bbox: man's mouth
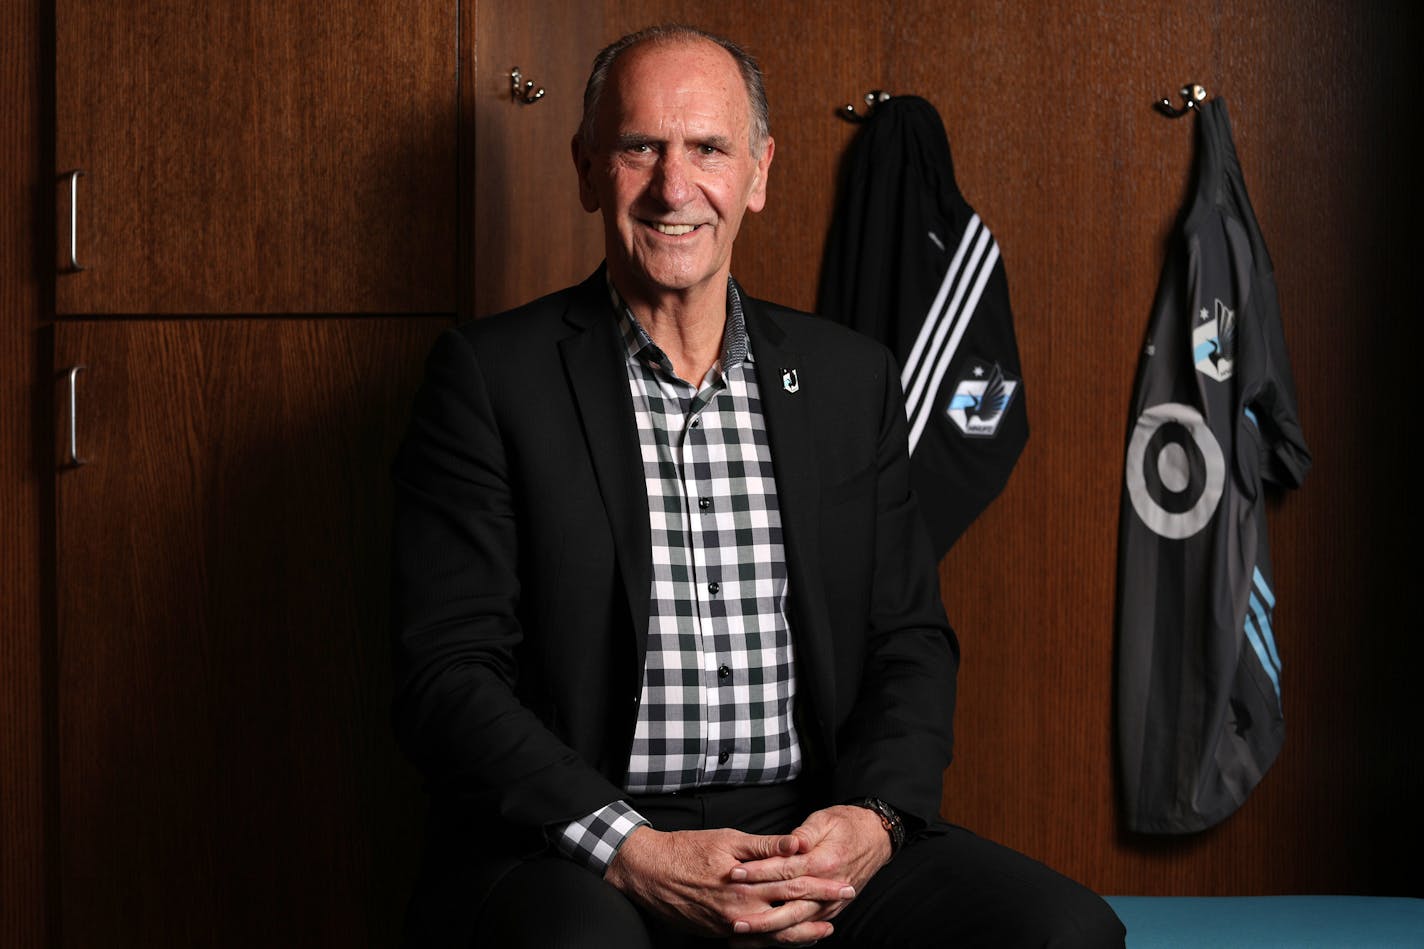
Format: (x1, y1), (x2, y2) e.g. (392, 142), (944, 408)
(651, 222), (697, 236)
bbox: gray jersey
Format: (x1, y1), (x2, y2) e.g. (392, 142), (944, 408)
(1117, 98), (1311, 834)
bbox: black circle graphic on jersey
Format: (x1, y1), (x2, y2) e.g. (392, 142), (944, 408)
(1125, 402), (1225, 540)
(1142, 422), (1207, 515)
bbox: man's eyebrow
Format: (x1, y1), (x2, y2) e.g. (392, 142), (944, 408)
(613, 133), (659, 149)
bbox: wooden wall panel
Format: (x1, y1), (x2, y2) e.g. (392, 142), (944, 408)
(2, 0), (52, 946)
(472, 0), (1423, 899)
(466, 0), (606, 318)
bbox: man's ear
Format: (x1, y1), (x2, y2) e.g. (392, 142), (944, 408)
(572, 134), (600, 213)
(746, 136), (775, 214)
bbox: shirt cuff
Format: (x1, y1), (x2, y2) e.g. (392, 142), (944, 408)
(549, 800), (650, 874)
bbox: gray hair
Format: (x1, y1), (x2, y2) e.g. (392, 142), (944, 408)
(578, 25), (770, 155)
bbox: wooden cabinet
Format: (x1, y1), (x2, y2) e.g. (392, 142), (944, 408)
(54, 318), (447, 947)
(55, 0), (457, 314)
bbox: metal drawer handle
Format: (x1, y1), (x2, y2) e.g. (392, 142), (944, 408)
(66, 170), (85, 272)
(66, 365), (87, 466)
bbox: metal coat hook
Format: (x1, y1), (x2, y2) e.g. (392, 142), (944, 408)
(1155, 83), (1207, 118)
(839, 90), (891, 122)
(510, 67), (546, 104)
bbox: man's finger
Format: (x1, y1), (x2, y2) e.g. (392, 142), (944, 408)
(731, 898), (825, 935)
(730, 853), (811, 883)
(788, 813), (837, 849)
(729, 831), (801, 862)
(730, 918), (835, 947)
(736, 877), (855, 904)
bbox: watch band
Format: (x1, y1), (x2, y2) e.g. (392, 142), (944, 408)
(849, 796), (907, 854)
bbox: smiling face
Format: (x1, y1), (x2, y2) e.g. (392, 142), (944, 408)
(573, 38), (774, 306)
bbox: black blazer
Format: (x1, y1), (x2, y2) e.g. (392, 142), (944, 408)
(391, 269), (957, 941)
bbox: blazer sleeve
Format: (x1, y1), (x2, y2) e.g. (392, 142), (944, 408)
(828, 344), (960, 829)
(390, 327), (626, 833)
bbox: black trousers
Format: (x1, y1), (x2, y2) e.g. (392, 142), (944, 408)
(472, 783), (1125, 948)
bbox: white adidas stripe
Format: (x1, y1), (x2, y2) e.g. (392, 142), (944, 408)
(904, 225), (992, 419)
(901, 214), (982, 394)
(907, 236), (1000, 453)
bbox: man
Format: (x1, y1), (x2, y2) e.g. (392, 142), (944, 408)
(393, 24), (1123, 948)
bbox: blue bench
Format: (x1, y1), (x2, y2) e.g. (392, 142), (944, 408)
(1103, 896), (1424, 948)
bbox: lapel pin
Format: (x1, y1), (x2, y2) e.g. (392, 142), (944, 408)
(781, 368), (799, 393)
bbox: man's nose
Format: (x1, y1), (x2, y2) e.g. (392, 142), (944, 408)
(650, 150), (693, 207)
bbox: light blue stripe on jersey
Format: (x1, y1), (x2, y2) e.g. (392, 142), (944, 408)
(1249, 592), (1283, 675)
(1253, 566), (1276, 607)
(1193, 341), (1215, 364)
(1245, 567), (1282, 700)
(1250, 568), (1283, 672)
(1244, 406), (1259, 427)
(1244, 612), (1282, 699)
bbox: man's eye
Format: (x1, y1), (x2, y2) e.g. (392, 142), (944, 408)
(698, 144), (719, 156)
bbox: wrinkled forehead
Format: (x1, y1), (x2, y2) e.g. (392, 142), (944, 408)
(601, 38), (753, 134)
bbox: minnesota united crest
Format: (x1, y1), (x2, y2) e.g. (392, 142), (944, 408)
(946, 360), (1019, 437)
(1193, 298), (1236, 382)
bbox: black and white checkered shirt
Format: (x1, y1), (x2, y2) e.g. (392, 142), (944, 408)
(551, 278), (802, 873)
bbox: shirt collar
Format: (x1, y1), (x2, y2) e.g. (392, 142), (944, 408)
(608, 275), (754, 383)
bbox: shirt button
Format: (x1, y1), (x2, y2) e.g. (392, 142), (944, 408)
(698, 497), (711, 511)
(718, 749), (731, 764)
(718, 664), (731, 680)
(708, 581), (720, 594)
(691, 417), (701, 428)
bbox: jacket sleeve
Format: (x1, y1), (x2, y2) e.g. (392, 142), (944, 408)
(828, 345), (960, 829)
(390, 327), (626, 833)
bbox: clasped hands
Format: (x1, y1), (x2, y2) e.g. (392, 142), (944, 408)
(604, 805), (892, 947)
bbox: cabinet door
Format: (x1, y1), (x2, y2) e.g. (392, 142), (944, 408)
(54, 318), (446, 948)
(56, 1), (456, 314)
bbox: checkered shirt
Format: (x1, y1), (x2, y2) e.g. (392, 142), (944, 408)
(551, 277), (802, 873)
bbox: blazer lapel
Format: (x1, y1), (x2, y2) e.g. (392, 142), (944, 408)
(746, 299), (837, 757)
(557, 273), (653, 673)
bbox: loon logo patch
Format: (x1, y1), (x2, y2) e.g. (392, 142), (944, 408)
(1193, 298), (1236, 382)
(945, 360), (1019, 438)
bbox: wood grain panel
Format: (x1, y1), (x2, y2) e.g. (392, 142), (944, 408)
(55, 1), (457, 314)
(54, 318), (447, 947)
(467, 0), (606, 317)
(2, 0), (51, 946)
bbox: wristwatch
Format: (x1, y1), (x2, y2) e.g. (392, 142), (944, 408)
(849, 797), (907, 854)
